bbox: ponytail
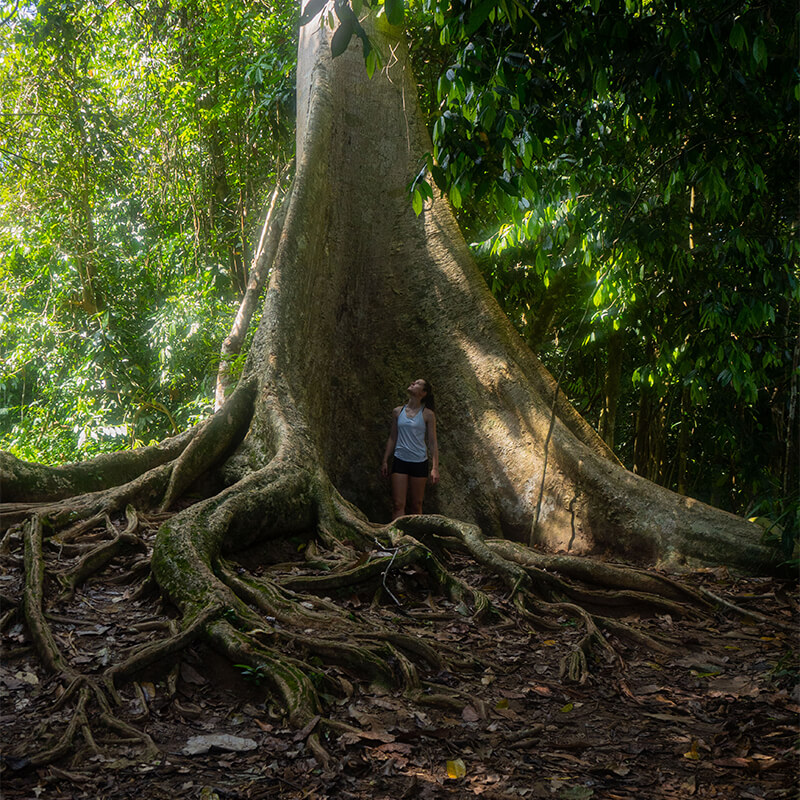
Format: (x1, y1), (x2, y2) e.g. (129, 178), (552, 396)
(422, 380), (435, 412)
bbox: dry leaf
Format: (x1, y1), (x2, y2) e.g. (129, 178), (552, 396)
(683, 740), (700, 760)
(446, 758), (466, 779)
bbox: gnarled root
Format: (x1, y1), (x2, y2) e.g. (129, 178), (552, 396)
(4, 413), (782, 770)
(14, 513), (161, 769)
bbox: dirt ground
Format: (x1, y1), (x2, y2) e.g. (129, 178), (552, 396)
(1, 516), (797, 800)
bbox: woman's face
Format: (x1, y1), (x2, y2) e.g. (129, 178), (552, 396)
(407, 379), (428, 399)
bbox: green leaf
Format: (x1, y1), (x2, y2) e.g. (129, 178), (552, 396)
(384, 0), (404, 26)
(331, 16), (355, 57)
(752, 36), (767, 68)
(449, 183), (462, 208)
(496, 177), (518, 196)
(300, 0), (328, 24)
(594, 68), (608, 98)
(412, 187), (423, 216)
(729, 22), (747, 51)
(365, 44), (379, 78)
(465, 0), (495, 36)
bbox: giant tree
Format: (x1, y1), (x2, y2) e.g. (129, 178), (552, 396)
(0, 5), (776, 764)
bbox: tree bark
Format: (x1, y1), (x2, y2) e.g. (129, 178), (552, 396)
(214, 184), (289, 409)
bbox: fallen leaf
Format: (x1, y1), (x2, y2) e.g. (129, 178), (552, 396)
(462, 705), (480, 722)
(446, 758), (466, 779)
(643, 712), (693, 723)
(559, 786), (594, 799)
(293, 714), (321, 741)
(712, 757), (753, 769)
(180, 663), (207, 685)
(560, 702), (574, 713)
(683, 740), (700, 760)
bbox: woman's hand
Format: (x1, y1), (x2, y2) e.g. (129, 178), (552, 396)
(429, 467), (439, 485)
(380, 461), (389, 478)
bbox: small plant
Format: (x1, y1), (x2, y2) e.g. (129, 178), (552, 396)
(235, 663), (269, 685)
(749, 494), (800, 570)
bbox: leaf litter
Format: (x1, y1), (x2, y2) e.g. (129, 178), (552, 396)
(0, 539), (797, 800)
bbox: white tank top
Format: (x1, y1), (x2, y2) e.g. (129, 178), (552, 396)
(394, 405), (427, 462)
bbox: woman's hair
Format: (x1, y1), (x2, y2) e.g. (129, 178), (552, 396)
(421, 380), (435, 412)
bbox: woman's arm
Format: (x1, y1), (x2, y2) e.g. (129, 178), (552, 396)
(380, 408), (400, 478)
(425, 408), (439, 485)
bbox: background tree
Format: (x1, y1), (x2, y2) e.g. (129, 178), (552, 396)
(0, 0), (295, 462)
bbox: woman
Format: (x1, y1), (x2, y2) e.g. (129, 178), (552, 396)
(381, 378), (439, 519)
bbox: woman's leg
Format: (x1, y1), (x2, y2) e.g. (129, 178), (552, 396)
(407, 476), (427, 515)
(391, 473), (408, 519)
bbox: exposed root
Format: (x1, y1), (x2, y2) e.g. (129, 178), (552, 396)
(58, 509), (146, 596)
(2, 462), (173, 536)
(278, 540), (431, 593)
(23, 515), (79, 678)
(4, 429), (785, 771)
(357, 630), (444, 670)
(486, 538), (712, 605)
(160, 376), (258, 511)
(550, 602), (621, 685)
(96, 712), (159, 759)
(104, 602), (223, 690)
(28, 687), (92, 768)
(0, 429), (193, 503)
(208, 617), (322, 726)
(13, 508), (169, 770)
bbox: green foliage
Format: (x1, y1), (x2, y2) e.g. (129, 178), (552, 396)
(400, 0), (799, 537)
(0, 0), (294, 463)
(235, 663), (270, 685)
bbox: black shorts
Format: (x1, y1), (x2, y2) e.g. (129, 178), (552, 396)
(391, 457), (429, 478)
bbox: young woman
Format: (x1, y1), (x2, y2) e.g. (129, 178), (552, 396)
(380, 378), (439, 519)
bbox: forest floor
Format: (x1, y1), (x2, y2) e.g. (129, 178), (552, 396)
(0, 514), (798, 800)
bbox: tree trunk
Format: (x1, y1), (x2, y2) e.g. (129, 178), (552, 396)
(598, 328), (622, 450)
(212, 14), (762, 572)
